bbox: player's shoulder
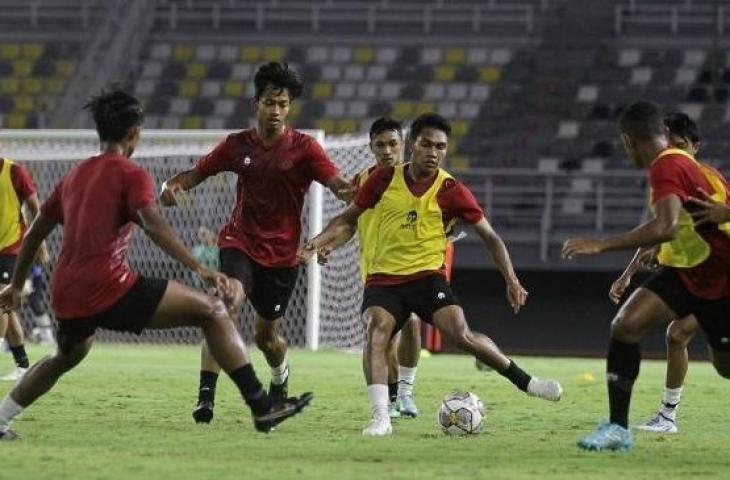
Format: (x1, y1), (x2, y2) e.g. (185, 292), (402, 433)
(438, 169), (466, 192)
(288, 128), (319, 148)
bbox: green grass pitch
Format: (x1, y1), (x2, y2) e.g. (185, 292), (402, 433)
(0, 344), (727, 479)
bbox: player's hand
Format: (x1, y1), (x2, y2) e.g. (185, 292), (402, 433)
(636, 247), (659, 271)
(316, 246), (333, 265)
(609, 275), (631, 304)
(0, 285), (22, 313)
(561, 236), (604, 259)
(160, 180), (189, 207)
(297, 241), (317, 264)
(505, 280), (528, 314)
(197, 267), (230, 296)
(688, 187), (730, 226)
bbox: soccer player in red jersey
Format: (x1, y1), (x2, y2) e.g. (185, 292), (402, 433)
(160, 62), (353, 423)
(0, 156), (49, 381)
(301, 113), (563, 436)
(0, 90), (311, 440)
(563, 101), (730, 451)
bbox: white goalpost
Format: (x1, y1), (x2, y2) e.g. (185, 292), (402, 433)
(0, 129), (372, 351)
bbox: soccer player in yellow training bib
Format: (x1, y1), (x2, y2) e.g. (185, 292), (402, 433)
(299, 113), (563, 436)
(353, 118), (422, 419)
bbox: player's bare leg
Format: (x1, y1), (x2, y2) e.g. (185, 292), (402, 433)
(432, 305), (562, 401)
(385, 332), (400, 418)
(254, 315), (289, 404)
(362, 306), (397, 436)
(637, 316), (697, 433)
(195, 279), (244, 423)
(396, 316), (421, 417)
(0, 311), (30, 381)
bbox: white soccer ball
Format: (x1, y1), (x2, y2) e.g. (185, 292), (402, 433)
(437, 391), (486, 435)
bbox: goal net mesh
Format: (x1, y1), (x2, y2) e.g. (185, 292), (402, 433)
(5, 131), (373, 349)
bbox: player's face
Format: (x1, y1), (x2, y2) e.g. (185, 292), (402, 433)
(254, 86), (291, 131)
(620, 133), (642, 169)
(411, 127), (448, 175)
(369, 130), (402, 167)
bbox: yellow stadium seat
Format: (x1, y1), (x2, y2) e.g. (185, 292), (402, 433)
(14, 96), (34, 112)
(0, 44), (20, 60)
(45, 78), (65, 94)
(448, 156), (470, 171)
(21, 78), (42, 95)
(315, 118), (336, 132)
(337, 119), (358, 134)
(13, 61), (33, 77)
(312, 82), (333, 99)
(353, 47), (374, 64)
(186, 63), (207, 79)
(173, 45), (194, 62)
(480, 66), (502, 84)
(0, 78), (20, 95)
(288, 102), (302, 119)
(20, 44), (43, 60)
(223, 81), (245, 97)
(263, 46), (284, 61)
(415, 102), (435, 115)
(435, 65), (456, 82)
(179, 80), (200, 97)
(241, 46), (261, 62)
(392, 101), (415, 118)
(182, 116), (203, 129)
(452, 120), (470, 137)
(447, 139), (459, 154)
(444, 48), (466, 65)
(6, 113), (27, 129)
(55, 61), (74, 77)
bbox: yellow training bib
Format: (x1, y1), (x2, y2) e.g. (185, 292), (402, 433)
(0, 158), (24, 251)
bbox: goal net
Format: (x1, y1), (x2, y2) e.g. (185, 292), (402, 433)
(2, 130), (373, 350)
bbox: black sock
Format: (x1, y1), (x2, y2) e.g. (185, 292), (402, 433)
(499, 360), (531, 392)
(198, 371), (219, 404)
(9, 345), (29, 369)
(606, 338), (641, 428)
(388, 382), (398, 402)
(229, 364), (271, 416)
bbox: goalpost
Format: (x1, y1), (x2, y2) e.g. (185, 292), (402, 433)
(0, 129), (373, 351)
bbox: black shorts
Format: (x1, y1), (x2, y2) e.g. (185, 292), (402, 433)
(56, 276), (168, 354)
(643, 268), (730, 351)
(219, 247), (299, 321)
(361, 274), (459, 332)
(0, 254), (16, 284)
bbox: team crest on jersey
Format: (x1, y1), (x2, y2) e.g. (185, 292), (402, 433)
(400, 210), (418, 230)
(242, 156), (252, 166)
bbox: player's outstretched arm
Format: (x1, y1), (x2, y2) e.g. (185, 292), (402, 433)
(563, 194), (682, 259)
(609, 247), (657, 304)
(136, 205), (230, 295)
(160, 169), (208, 207)
(298, 203), (362, 264)
(22, 192), (50, 264)
(0, 214), (57, 312)
(471, 217), (527, 314)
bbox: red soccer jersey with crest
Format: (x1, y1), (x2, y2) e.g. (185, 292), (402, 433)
(195, 127), (339, 267)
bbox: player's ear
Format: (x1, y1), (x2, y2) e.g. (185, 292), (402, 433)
(128, 125), (141, 142)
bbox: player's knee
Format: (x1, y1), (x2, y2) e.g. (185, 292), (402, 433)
(610, 312), (644, 341)
(367, 316), (395, 344)
(254, 327), (277, 352)
(198, 297), (229, 327)
(666, 322), (691, 348)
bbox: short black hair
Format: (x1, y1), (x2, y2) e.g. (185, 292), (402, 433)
(253, 62), (304, 100)
(84, 88), (144, 142)
(665, 112), (700, 144)
(369, 117), (403, 140)
(409, 113), (451, 141)
(618, 101), (665, 142)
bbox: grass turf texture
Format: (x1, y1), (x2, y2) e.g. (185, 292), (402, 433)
(0, 344), (728, 480)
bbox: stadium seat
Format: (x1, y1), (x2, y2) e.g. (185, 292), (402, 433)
(365, 65), (387, 81)
(357, 83), (378, 99)
(458, 103), (480, 119)
(435, 65), (456, 82)
(374, 47), (398, 64)
(325, 101), (346, 118)
(630, 67), (652, 85)
(201, 80), (222, 98)
(424, 84), (445, 100)
(173, 45), (194, 62)
(334, 83), (356, 99)
(13, 61), (32, 77)
(186, 63), (207, 79)
(444, 48), (466, 65)
(343, 65), (365, 82)
(420, 48), (442, 65)
(674, 67), (697, 85)
(263, 46), (285, 61)
(21, 44), (43, 60)
(143, 61), (163, 78)
(446, 83), (468, 100)
(331, 47), (352, 63)
(490, 48), (513, 66)
(0, 43), (20, 60)
(241, 46), (261, 62)
(347, 101), (368, 117)
(480, 66), (501, 83)
(170, 98), (191, 115)
(178, 80), (200, 97)
(204, 117), (226, 129)
(14, 95), (34, 112)
(150, 44), (172, 60)
(214, 99), (236, 116)
(182, 116), (203, 129)
(321, 65), (342, 82)
(0, 78), (19, 95)
(436, 102), (457, 118)
(195, 44), (216, 62)
(380, 83), (401, 100)
(576, 85), (599, 103)
(218, 45), (239, 62)
(557, 121), (579, 139)
(617, 49), (641, 67)
(231, 64), (253, 80)
(223, 81), (245, 97)
(467, 48), (489, 65)
(353, 46), (374, 64)
(312, 82), (334, 99)
(54, 61), (74, 77)
(21, 78), (42, 95)
(683, 49), (706, 67)
(307, 46), (329, 63)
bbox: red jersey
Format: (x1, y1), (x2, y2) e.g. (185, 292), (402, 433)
(650, 153), (730, 299)
(355, 164), (483, 286)
(0, 159), (37, 256)
(195, 127), (339, 267)
(41, 152), (156, 318)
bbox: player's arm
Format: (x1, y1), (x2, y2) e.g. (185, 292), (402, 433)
(0, 214), (57, 312)
(298, 203), (363, 264)
(609, 246), (657, 304)
(325, 175), (356, 203)
(471, 217), (527, 313)
(562, 195), (681, 259)
(688, 186), (730, 225)
(136, 206), (229, 293)
(160, 169), (208, 207)
(22, 192), (50, 264)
